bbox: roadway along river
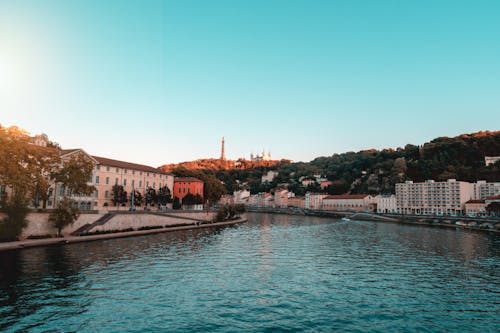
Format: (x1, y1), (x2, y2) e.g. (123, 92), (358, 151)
(1, 213), (499, 332)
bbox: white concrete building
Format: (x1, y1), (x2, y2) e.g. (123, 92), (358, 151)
(376, 194), (397, 213)
(323, 194), (376, 212)
(274, 189), (289, 207)
(305, 192), (328, 210)
(485, 156), (500, 166)
(396, 179), (473, 215)
(261, 170), (279, 183)
(472, 181), (500, 200)
(233, 189), (250, 204)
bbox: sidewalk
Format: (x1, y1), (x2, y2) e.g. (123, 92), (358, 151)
(0, 218), (247, 252)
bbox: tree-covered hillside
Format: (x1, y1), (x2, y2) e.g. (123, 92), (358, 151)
(184, 131), (500, 196)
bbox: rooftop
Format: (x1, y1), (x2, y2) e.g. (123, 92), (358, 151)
(174, 177), (204, 183)
(324, 194), (370, 200)
(60, 148), (169, 175)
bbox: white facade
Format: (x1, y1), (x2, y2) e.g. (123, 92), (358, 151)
(305, 192), (328, 210)
(322, 194), (376, 212)
(376, 194), (397, 213)
(472, 181), (500, 200)
(261, 170), (278, 183)
(396, 179), (473, 215)
(485, 156), (500, 166)
(274, 190), (289, 207)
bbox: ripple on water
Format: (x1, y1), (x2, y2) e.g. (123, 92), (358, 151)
(0, 214), (499, 332)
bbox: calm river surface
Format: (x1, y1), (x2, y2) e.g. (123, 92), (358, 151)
(1, 213), (500, 332)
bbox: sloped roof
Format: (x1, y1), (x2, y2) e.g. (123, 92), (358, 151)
(324, 194), (370, 200)
(174, 177), (204, 183)
(92, 155), (167, 174)
(466, 200), (485, 204)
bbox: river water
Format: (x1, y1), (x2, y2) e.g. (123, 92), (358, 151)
(0, 213), (499, 332)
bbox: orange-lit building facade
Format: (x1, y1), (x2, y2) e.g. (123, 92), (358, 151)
(173, 177), (204, 200)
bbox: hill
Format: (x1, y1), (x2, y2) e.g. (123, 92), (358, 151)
(164, 131), (500, 195)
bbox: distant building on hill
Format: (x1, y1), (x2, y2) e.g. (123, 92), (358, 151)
(251, 150), (272, 161)
(261, 170), (279, 183)
(485, 156), (500, 166)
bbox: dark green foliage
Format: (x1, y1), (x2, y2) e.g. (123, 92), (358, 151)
(0, 194), (30, 241)
(486, 202), (500, 216)
(182, 193), (203, 206)
(131, 190), (143, 206)
(111, 185), (127, 206)
(214, 204), (246, 222)
(145, 187), (157, 206)
(172, 197), (181, 210)
(157, 186), (172, 206)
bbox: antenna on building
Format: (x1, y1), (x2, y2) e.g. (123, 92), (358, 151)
(221, 136), (226, 160)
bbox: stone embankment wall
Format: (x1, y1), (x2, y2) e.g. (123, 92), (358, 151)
(0, 211), (217, 239)
(89, 212), (217, 233)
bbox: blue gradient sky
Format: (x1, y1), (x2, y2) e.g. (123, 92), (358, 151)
(1, 0), (499, 166)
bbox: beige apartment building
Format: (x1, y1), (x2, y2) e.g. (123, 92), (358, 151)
(322, 194), (376, 212)
(473, 180), (500, 200)
(48, 149), (173, 210)
(396, 179), (473, 215)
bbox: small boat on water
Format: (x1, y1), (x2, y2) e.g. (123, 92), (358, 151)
(341, 217), (350, 222)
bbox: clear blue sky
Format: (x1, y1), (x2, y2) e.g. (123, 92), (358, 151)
(1, 0), (499, 166)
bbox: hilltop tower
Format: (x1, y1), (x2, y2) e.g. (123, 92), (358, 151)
(221, 136), (226, 160)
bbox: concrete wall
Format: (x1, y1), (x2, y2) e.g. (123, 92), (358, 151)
(2, 211), (217, 239)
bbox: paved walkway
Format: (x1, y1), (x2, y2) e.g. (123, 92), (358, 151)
(0, 218), (247, 252)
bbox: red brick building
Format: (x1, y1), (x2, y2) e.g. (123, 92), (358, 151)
(173, 177), (204, 200)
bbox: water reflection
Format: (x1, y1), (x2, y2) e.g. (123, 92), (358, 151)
(0, 214), (498, 333)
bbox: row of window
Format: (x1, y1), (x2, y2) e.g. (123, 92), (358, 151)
(94, 176), (165, 189)
(95, 165), (165, 178)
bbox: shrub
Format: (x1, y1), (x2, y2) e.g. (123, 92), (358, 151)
(0, 194), (30, 241)
(49, 199), (80, 237)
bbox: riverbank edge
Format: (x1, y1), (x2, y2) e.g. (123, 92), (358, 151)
(0, 217), (247, 252)
(247, 209), (500, 235)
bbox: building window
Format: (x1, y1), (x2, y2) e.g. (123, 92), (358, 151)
(153, 182), (155, 189)
(106, 166), (110, 171)
(95, 176), (99, 184)
(132, 170), (135, 175)
(146, 181), (149, 187)
(140, 171), (143, 176)
(124, 179), (127, 186)
(96, 165), (100, 171)
(106, 177), (109, 185)
(95, 190), (98, 198)
(115, 178), (118, 185)
(147, 173), (149, 177)
(132, 180), (135, 188)
(124, 169), (127, 174)
(139, 180), (142, 188)
(116, 168), (119, 173)
(105, 190), (109, 198)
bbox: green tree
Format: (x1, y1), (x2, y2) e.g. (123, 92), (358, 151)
(0, 125), (60, 198)
(49, 198), (80, 237)
(145, 187), (157, 207)
(131, 190), (143, 206)
(157, 186), (172, 206)
(0, 194), (30, 241)
(172, 197), (181, 210)
(53, 153), (95, 198)
(111, 185), (126, 206)
(486, 202), (500, 216)
(182, 193), (204, 206)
